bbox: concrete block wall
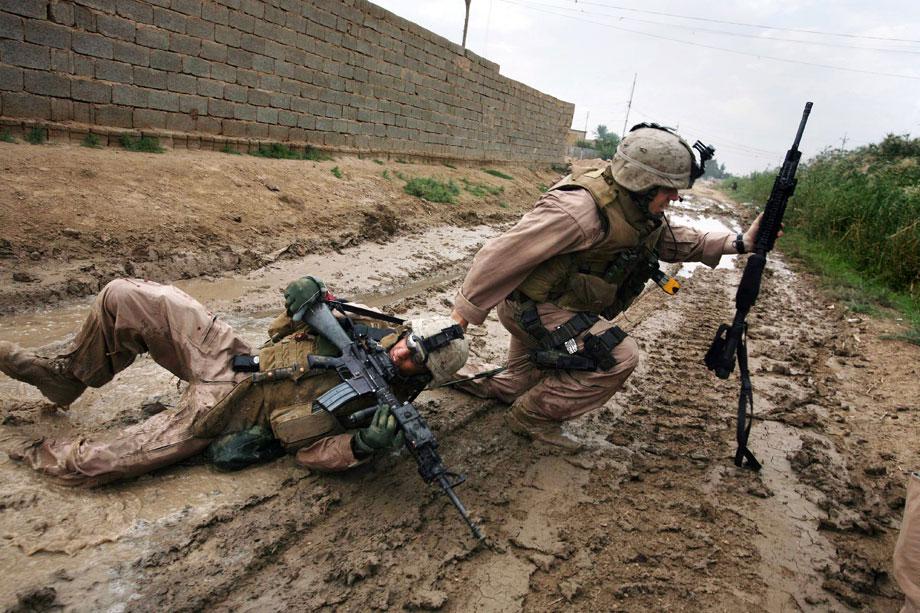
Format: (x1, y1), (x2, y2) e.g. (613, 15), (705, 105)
(0, 0), (574, 162)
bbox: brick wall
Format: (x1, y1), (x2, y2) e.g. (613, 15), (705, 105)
(0, 0), (574, 163)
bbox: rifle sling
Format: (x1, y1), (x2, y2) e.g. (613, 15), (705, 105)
(734, 325), (761, 470)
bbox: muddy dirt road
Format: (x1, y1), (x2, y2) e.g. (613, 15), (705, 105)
(0, 147), (917, 611)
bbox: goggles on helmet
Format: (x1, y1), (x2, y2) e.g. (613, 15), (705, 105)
(627, 122), (715, 188)
(404, 324), (465, 366)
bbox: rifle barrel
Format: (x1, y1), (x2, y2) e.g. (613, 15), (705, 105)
(791, 102), (813, 151)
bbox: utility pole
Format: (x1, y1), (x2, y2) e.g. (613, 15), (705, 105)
(462, 0), (471, 49)
(840, 133), (848, 148)
(584, 110), (589, 136)
(621, 73), (637, 137)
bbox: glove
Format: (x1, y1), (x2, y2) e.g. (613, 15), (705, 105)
(353, 404), (404, 455)
(284, 276), (325, 318)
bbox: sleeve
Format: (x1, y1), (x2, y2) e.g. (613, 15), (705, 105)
(656, 220), (735, 268)
(294, 433), (367, 472)
(453, 189), (605, 325)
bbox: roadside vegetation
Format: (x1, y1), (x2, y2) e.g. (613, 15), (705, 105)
(403, 177), (459, 204)
(82, 133), (102, 148)
(723, 134), (920, 343)
(120, 134), (164, 153)
(26, 127), (47, 145)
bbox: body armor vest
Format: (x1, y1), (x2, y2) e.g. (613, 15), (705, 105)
(515, 164), (664, 318)
(193, 313), (407, 451)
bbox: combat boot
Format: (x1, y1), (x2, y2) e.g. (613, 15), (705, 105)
(0, 341), (85, 406)
(506, 402), (583, 453)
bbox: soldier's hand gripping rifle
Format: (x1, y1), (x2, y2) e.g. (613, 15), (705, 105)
(292, 297), (485, 542)
(704, 102), (813, 470)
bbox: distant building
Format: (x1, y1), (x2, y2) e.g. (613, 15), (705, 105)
(566, 128), (598, 160)
(566, 129), (587, 148)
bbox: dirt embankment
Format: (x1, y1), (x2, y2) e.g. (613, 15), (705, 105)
(0, 147), (917, 612)
(0, 141), (554, 314)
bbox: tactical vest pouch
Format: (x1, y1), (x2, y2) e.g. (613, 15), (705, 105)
(270, 402), (344, 451)
(207, 424), (285, 471)
(529, 350), (597, 371)
(582, 326), (628, 371)
(559, 273), (619, 313)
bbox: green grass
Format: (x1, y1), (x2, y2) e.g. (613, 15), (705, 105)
(120, 134), (164, 153)
(303, 145), (332, 161)
(373, 159), (385, 165)
(460, 178), (504, 198)
(330, 166), (343, 179)
(779, 230), (920, 345)
(0, 130), (14, 143)
(498, 201), (509, 209)
(537, 183), (549, 193)
(251, 143), (301, 159)
(82, 133), (101, 148)
(394, 170), (408, 182)
(395, 158), (410, 164)
(550, 162), (569, 173)
(26, 127), (47, 145)
(250, 143), (332, 161)
(220, 144), (241, 155)
(403, 177), (460, 204)
(484, 168), (513, 180)
(723, 134), (920, 345)
(382, 170), (390, 180)
(443, 162), (457, 169)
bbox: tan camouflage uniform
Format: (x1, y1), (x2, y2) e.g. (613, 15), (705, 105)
(10, 279), (370, 486)
(895, 473), (920, 612)
(453, 187), (736, 422)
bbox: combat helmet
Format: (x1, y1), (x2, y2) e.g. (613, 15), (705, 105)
(610, 123), (714, 193)
(405, 316), (469, 386)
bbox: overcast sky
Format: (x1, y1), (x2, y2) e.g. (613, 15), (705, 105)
(371, 0), (920, 175)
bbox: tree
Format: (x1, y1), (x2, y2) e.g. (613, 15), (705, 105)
(592, 125), (620, 160)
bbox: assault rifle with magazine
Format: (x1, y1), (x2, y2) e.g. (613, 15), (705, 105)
(705, 102), (813, 470)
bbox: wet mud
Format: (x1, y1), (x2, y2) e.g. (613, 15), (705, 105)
(0, 175), (917, 611)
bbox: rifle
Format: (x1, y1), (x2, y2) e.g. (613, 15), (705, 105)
(704, 102), (813, 470)
(295, 298), (485, 542)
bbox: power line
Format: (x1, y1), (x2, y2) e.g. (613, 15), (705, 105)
(566, 0), (920, 45)
(498, 0), (920, 81)
(528, 0), (920, 55)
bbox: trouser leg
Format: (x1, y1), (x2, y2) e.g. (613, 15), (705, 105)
(455, 332), (544, 403)
(67, 278), (251, 386)
(895, 473), (920, 613)
(13, 279), (253, 486)
(500, 300), (640, 423)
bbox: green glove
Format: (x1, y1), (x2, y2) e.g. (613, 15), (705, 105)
(284, 276), (325, 318)
(353, 404), (404, 455)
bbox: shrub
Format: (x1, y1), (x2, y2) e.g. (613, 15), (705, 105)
(484, 168), (513, 180)
(461, 178), (503, 198)
(26, 127), (47, 145)
(331, 166), (343, 178)
(403, 177), (460, 204)
(120, 134), (164, 153)
(220, 144), (241, 155)
(0, 130), (15, 143)
(303, 145), (332, 161)
(251, 143), (301, 159)
(82, 133), (102, 148)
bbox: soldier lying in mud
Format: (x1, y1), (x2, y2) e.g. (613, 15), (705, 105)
(0, 276), (468, 486)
